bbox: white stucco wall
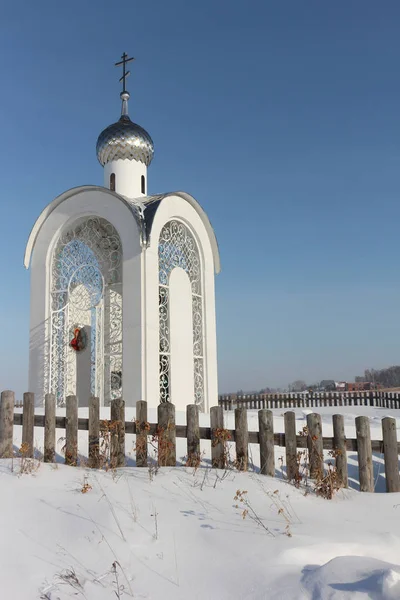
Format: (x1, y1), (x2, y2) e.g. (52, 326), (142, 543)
(144, 194), (218, 413)
(169, 268), (195, 411)
(26, 187), (142, 406)
(70, 285), (92, 407)
(104, 159), (147, 198)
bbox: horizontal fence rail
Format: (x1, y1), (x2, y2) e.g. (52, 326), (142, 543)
(9, 412), (395, 452)
(1, 390), (400, 493)
(219, 391), (400, 410)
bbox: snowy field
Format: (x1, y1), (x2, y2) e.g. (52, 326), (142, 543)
(1, 405), (400, 598)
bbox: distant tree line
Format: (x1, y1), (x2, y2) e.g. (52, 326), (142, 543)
(355, 366), (400, 389)
(224, 366), (400, 396)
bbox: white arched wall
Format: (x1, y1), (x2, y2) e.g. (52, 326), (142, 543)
(169, 268), (195, 411)
(26, 187), (142, 406)
(144, 194), (218, 412)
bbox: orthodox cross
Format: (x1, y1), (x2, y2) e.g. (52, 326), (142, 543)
(115, 52), (135, 94)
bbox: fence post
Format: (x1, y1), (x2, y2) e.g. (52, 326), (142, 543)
(88, 396), (100, 468)
(258, 409), (274, 476)
(65, 395), (78, 466)
(111, 398), (125, 468)
(187, 404), (200, 467)
(157, 402), (176, 467)
(22, 392), (35, 458)
(235, 407), (248, 471)
(332, 414), (348, 487)
(284, 411), (298, 481)
(0, 390), (14, 458)
(382, 417), (400, 493)
(210, 405), (226, 468)
(355, 416), (374, 492)
(306, 413), (324, 479)
(44, 393), (56, 463)
(136, 400), (148, 468)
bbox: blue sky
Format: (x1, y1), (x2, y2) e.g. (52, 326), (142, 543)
(1, 0), (400, 397)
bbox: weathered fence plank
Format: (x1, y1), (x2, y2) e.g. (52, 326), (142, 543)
(382, 417), (400, 493)
(307, 413), (324, 479)
(111, 398), (125, 468)
(235, 407), (248, 471)
(0, 390), (14, 458)
(356, 416), (374, 492)
(88, 396), (100, 468)
(332, 414), (348, 488)
(187, 404), (200, 467)
(65, 395), (78, 466)
(258, 409), (274, 476)
(284, 411), (298, 481)
(157, 402), (176, 467)
(136, 400), (148, 468)
(210, 405), (225, 468)
(44, 393), (56, 463)
(22, 392), (35, 458)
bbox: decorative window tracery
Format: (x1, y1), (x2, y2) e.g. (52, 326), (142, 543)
(48, 217), (122, 406)
(158, 220), (204, 409)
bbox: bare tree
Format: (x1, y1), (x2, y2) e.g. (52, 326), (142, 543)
(288, 380), (307, 392)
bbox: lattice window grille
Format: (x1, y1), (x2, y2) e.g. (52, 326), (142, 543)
(48, 217), (122, 406)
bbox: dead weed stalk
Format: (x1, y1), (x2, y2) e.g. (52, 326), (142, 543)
(233, 489), (275, 537)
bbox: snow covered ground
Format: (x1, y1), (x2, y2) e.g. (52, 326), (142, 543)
(1, 405), (400, 599)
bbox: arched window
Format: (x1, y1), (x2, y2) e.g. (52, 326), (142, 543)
(141, 175), (145, 194)
(110, 173), (116, 191)
(158, 220), (204, 409)
(49, 217), (122, 406)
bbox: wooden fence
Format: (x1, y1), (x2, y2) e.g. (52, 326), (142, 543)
(219, 391), (400, 410)
(1, 390), (399, 493)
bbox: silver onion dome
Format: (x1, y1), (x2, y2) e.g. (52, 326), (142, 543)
(96, 115), (154, 167)
(96, 92), (154, 167)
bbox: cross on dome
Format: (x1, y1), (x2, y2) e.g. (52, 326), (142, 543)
(115, 52), (135, 95)
(114, 52), (135, 117)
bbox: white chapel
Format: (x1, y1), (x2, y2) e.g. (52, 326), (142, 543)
(24, 54), (220, 412)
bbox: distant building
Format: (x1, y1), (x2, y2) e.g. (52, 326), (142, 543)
(335, 382), (346, 392)
(346, 382), (379, 392)
(319, 380), (380, 393)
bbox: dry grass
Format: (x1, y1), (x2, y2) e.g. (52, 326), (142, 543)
(14, 442), (41, 476)
(211, 427), (232, 469)
(281, 425), (344, 500)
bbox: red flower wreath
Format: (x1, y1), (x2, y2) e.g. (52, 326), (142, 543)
(70, 327), (85, 352)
